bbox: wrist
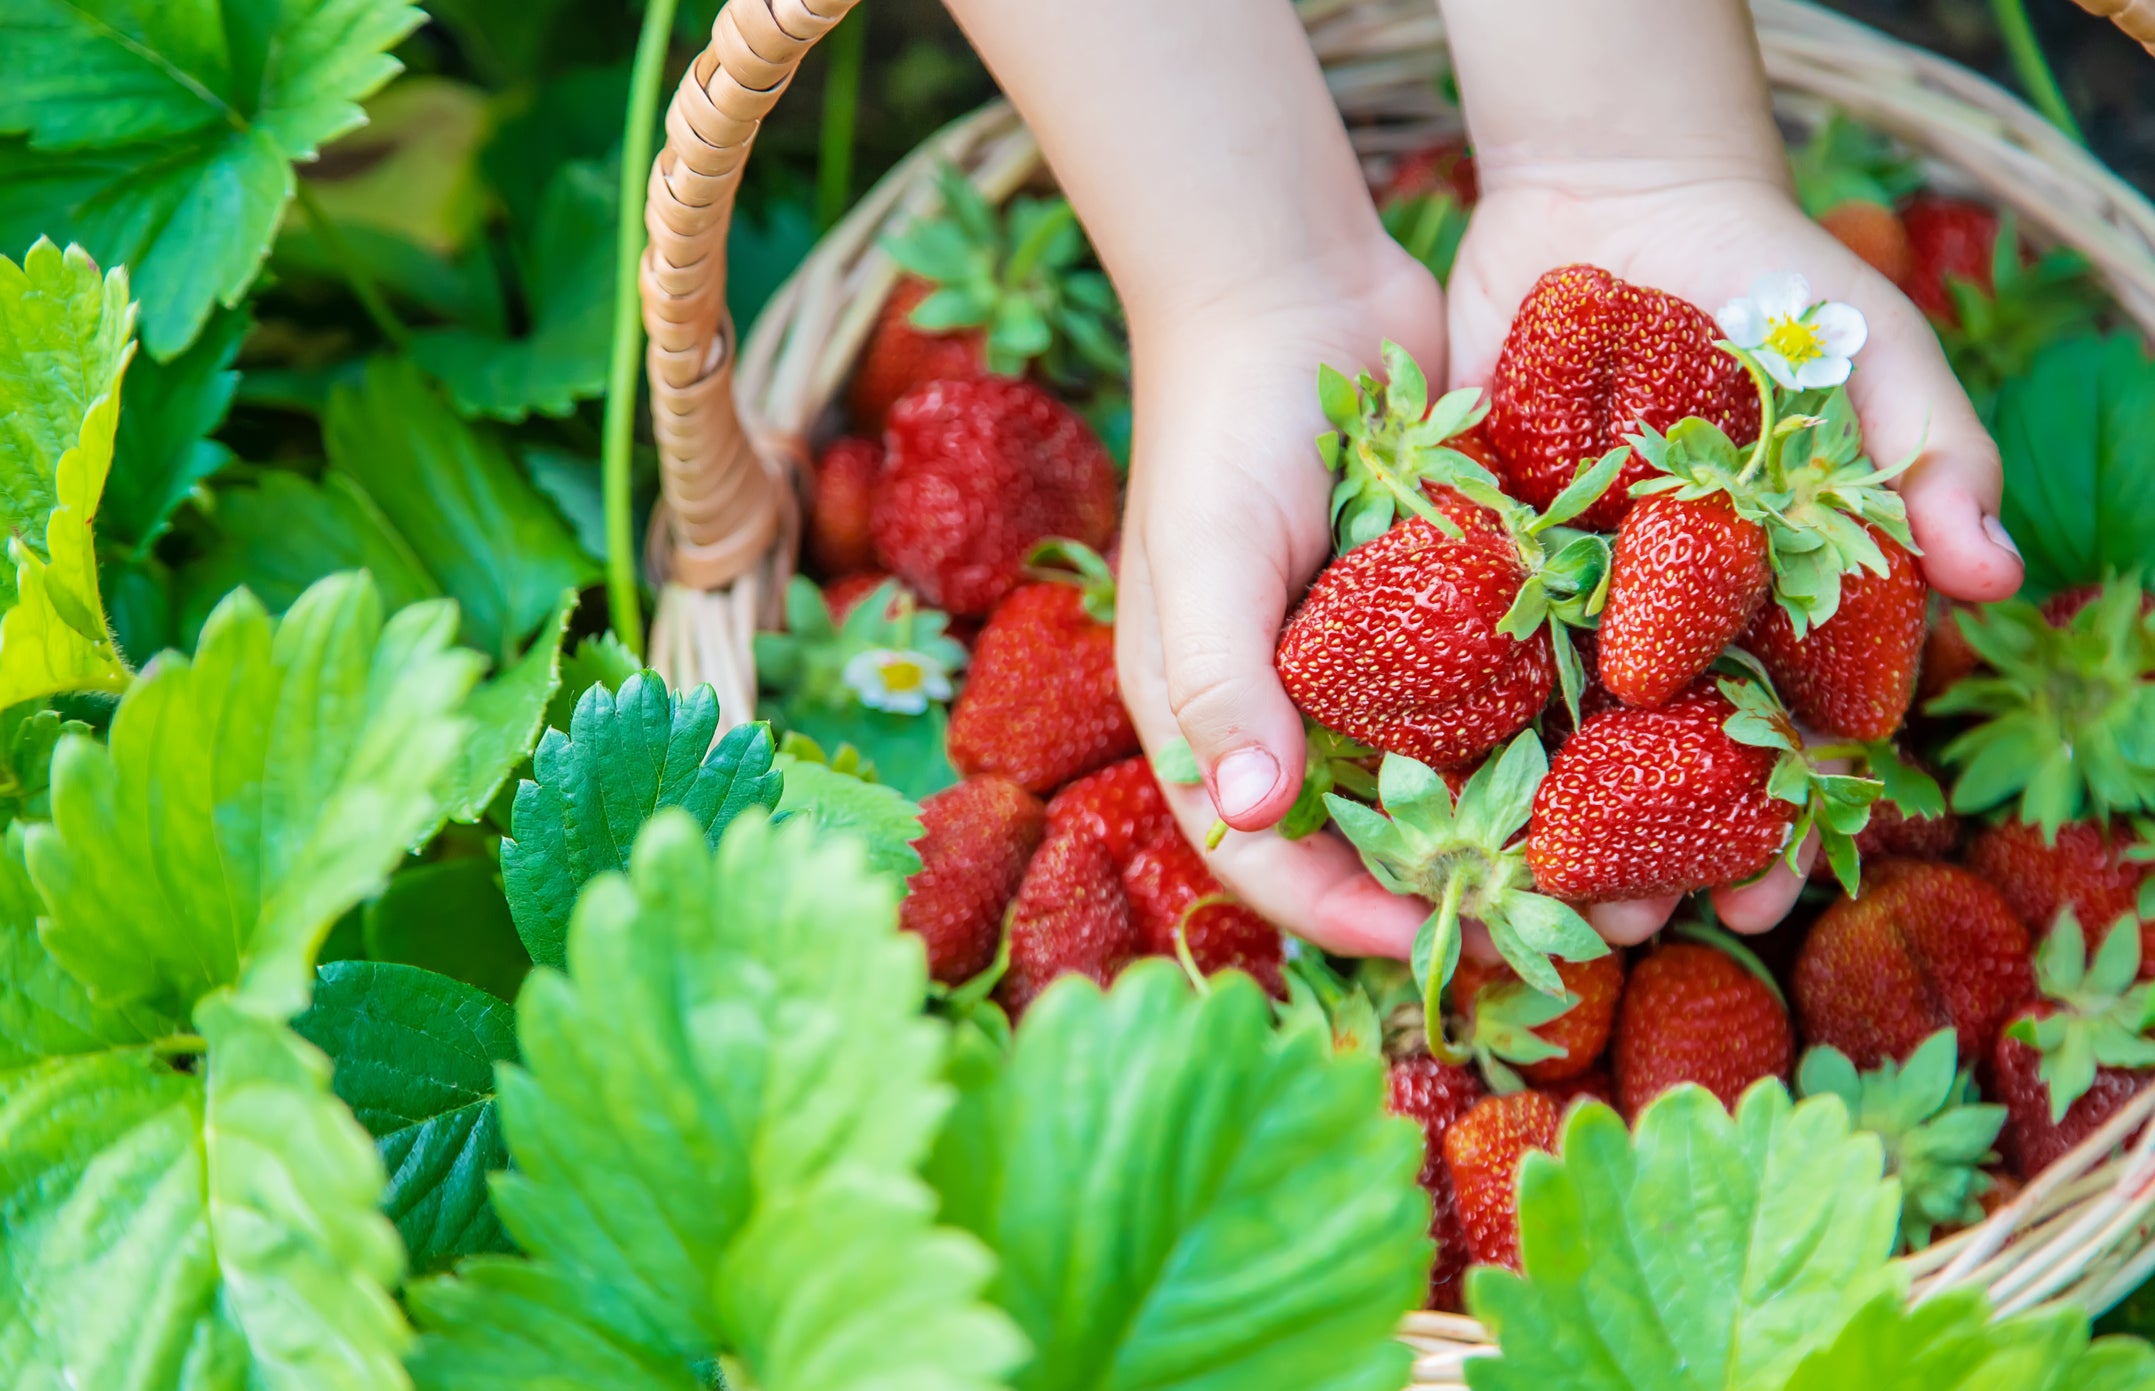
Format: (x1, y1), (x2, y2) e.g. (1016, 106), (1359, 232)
(1124, 221), (1425, 349)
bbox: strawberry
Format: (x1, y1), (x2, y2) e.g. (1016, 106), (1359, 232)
(1807, 795), (1960, 882)
(1452, 953), (1624, 1087)
(808, 436), (885, 576)
(1991, 915), (2155, 1178)
(1898, 195), (1998, 325)
(1917, 601), (1984, 704)
(1965, 819), (2152, 971)
(1527, 677), (1875, 903)
(999, 829), (1140, 1019)
(1046, 756), (1176, 865)
(1485, 265), (1759, 531)
(1788, 115), (1921, 283)
(1537, 1067), (1615, 1111)
(901, 776), (1046, 984)
(1386, 1054), (1487, 1310)
(1613, 932), (1793, 1118)
(1122, 830), (1284, 996)
(947, 542), (1136, 794)
(1793, 860), (2033, 1070)
(1597, 492), (1769, 707)
(1739, 526), (1928, 741)
(1442, 1090), (1561, 1271)
(873, 377), (1119, 617)
(848, 278), (989, 432)
(822, 571), (896, 624)
(1378, 138), (1478, 208)
(1819, 201), (1912, 282)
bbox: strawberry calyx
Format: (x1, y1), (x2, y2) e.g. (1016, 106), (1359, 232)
(886, 162), (1127, 382)
(1457, 977), (1580, 1095)
(1796, 1026), (2004, 1249)
(755, 575), (969, 718)
(1714, 660), (1883, 892)
(1276, 946), (1386, 1057)
(1788, 113), (1921, 219)
(1023, 538), (1117, 624)
(1938, 215), (2103, 410)
(1152, 720), (1378, 843)
(2006, 910), (2155, 1123)
(1929, 577), (2155, 839)
(1326, 732), (1608, 1050)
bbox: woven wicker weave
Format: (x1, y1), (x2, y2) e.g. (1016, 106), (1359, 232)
(2076, 0), (2155, 55)
(640, 1), (2155, 1384)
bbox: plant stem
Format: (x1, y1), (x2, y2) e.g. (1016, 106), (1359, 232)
(1991, 0), (2084, 143)
(816, 7), (868, 232)
(602, 0), (682, 658)
(1732, 347), (1779, 485)
(293, 182), (410, 349)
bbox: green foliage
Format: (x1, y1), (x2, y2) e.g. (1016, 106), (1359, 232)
(435, 592), (575, 828)
(1784, 1287), (2155, 1391)
(103, 306), (245, 556)
(1787, 113), (1921, 216)
(361, 857), (534, 1004)
(773, 743), (928, 882)
(407, 809), (1024, 1391)
(2007, 912), (2155, 1123)
(929, 961), (1430, 1391)
(0, 0), (425, 358)
(1467, 1083), (1902, 1391)
(1938, 221), (2103, 417)
(501, 673), (782, 969)
(0, 704), (86, 829)
(293, 960), (521, 1275)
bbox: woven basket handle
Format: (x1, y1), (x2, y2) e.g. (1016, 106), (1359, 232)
(2073, 0), (2155, 54)
(642, 0), (860, 591)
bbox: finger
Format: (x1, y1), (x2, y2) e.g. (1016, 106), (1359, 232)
(1842, 287), (2023, 603)
(1712, 834), (1817, 933)
(1587, 895), (1682, 946)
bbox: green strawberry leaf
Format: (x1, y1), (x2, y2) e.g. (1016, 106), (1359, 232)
(2011, 912), (2155, 1122)
(1381, 191), (1467, 285)
(0, 704), (88, 832)
(407, 809), (1024, 1391)
(410, 160), (615, 421)
(324, 358), (597, 662)
(292, 959), (519, 1275)
(1864, 741), (1947, 820)
(773, 748), (926, 882)
(0, 0), (425, 359)
(546, 631), (642, 733)
(434, 590), (574, 829)
(27, 572), (482, 1023)
(361, 857), (533, 1005)
(0, 823), (161, 1071)
(501, 674), (781, 970)
(1783, 1286), (2155, 1391)
(103, 305), (245, 556)
(929, 961), (1430, 1391)
(1466, 1083), (1902, 1391)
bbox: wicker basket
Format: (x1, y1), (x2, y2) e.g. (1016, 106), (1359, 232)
(637, 0), (2155, 1384)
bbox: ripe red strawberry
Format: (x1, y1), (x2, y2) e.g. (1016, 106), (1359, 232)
(1598, 492), (1769, 707)
(999, 830), (1140, 1019)
(1819, 201), (1913, 283)
(1793, 860), (2034, 1070)
(1442, 1090), (1561, 1271)
(947, 546), (1137, 794)
(1526, 681), (1794, 903)
(848, 278), (989, 431)
(822, 571), (896, 624)
(1485, 265), (1759, 531)
(1993, 1013), (2148, 1178)
(901, 776), (1046, 983)
(1378, 138), (1479, 208)
(1122, 830), (1284, 996)
(1276, 487), (1554, 770)
(1898, 195), (1998, 325)
(1740, 527), (1928, 741)
(808, 436), (885, 576)
(1046, 756), (1176, 865)
(1966, 819), (2152, 970)
(1613, 936), (1793, 1118)
(1452, 953), (1625, 1086)
(874, 378), (1119, 617)
(1538, 1067), (1615, 1110)
(1386, 1054), (1487, 1310)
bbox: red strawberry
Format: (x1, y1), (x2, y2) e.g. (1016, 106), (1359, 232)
(1452, 953), (1625, 1086)
(1387, 1055), (1487, 1310)
(1598, 492), (1769, 707)
(1486, 265), (1759, 531)
(1613, 936), (1793, 1118)
(808, 436), (885, 576)
(1918, 602), (1984, 703)
(1122, 831), (1284, 996)
(1526, 681), (1794, 903)
(1538, 1067), (1615, 1110)
(1793, 860), (2034, 1070)
(1276, 487), (1554, 769)
(874, 378), (1119, 617)
(847, 278), (987, 431)
(1442, 1091), (1561, 1271)
(999, 830), (1140, 1018)
(1898, 195), (1998, 325)
(1966, 820), (2152, 970)
(948, 548), (1137, 794)
(1378, 138), (1479, 208)
(1819, 201), (1913, 283)
(1993, 1003), (2151, 1178)
(1046, 756), (1176, 865)
(901, 777), (1046, 983)
(1740, 527), (1928, 741)
(822, 571), (896, 624)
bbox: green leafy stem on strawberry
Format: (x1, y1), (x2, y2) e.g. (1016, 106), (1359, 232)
(2008, 911), (2155, 1124)
(1713, 660), (1885, 893)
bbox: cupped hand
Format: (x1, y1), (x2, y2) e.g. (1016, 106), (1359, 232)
(1447, 167), (2026, 941)
(1115, 237), (1451, 959)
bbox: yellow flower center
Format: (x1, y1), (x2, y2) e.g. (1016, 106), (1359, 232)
(1764, 315), (1826, 367)
(878, 657), (925, 694)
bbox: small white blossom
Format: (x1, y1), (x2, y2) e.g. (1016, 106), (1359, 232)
(1716, 272), (1868, 391)
(842, 648), (954, 715)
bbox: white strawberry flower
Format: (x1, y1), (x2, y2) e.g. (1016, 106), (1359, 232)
(1715, 272), (1868, 391)
(843, 648), (954, 715)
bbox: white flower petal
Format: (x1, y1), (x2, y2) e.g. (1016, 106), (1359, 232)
(1752, 347), (1804, 392)
(878, 688), (930, 716)
(1795, 355), (1852, 390)
(1749, 272), (1814, 323)
(1813, 301), (1869, 359)
(1716, 298), (1768, 348)
(920, 668), (954, 702)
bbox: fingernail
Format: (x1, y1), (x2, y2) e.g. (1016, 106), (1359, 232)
(1982, 514), (2023, 561)
(1211, 747), (1283, 822)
